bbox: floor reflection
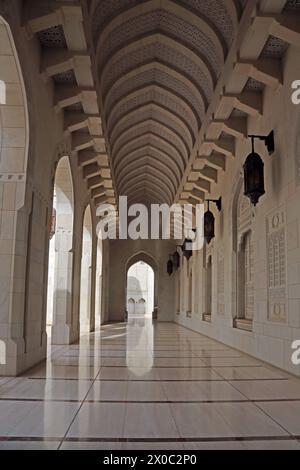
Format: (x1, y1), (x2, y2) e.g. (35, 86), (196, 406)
(0, 319), (300, 449)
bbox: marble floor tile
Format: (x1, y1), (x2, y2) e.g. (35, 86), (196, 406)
(60, 441), (122, 450)
(212, 402), (288, 437)
(170, 403), (235, 438)
(25, 364), (99, 380)
(124, 403), (179, 438)
(257, 401), (300, 435)
(213, 366), (286, 381)
(7, 401), (80, 438)
(231, 379), (300, 400)
(0, 319), (300, 449)
(200, 357), (261, 367)
(86, 381), (128, 402)
(67, 403), (126, 438)
(126, 381), (166, 401)
(152, 357), (207, 367)
(162, 381), (247, 402)
(0, 441), (60, 450)
(242, 439), (300, 450)
(156, 367), (223, 381)
(0, 378), (92, 401)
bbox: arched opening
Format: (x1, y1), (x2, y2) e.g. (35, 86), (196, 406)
(0, 16), (30, 373)
(238, 231), (254, 322)
(233, 181), (254, 332)
(80, 205), (93, 333)
(127, 298), (136, 316)
(126, 261), (154, 318)
(47, 156), (74, 344)
(95, 235), (103, 328)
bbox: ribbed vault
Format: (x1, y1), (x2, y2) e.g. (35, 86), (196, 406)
(91, 0), (242, 205)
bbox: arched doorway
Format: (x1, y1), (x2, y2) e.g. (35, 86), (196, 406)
(232, 181), (255, 332)
(127, 298), (136, 316)
(126, 261), (154, 318)
(0, 16), (30, 373)
(47, 156), (74, 344)
(80, 205), (93, 333)
(125, 251), (158, 320)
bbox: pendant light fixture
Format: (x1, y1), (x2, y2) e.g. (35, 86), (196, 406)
(244, 131), (275, 206)
(181, 238), (193, 260)
(204, 198), (222, 244)
(167, 256), (173, 276)
(172, 250), (180, 270)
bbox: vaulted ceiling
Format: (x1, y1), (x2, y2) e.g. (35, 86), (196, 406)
(90, 0), (244, 206)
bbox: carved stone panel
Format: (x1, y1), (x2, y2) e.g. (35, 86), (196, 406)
(266, 206), (287, 322)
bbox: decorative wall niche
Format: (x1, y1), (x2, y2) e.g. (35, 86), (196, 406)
(266, 206), (287, 323)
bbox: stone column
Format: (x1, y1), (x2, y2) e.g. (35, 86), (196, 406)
(51, 228), (74, 344)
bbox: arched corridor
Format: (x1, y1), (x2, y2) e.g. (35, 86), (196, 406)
(1, 0), (300, 453)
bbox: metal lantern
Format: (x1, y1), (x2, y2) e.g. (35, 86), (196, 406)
(167, 258), (173, 276)
(172, 251), (180, 270)
(244, 137), (266, 206)
(181, 238), (193, 260)
(204, 205), (215, 244)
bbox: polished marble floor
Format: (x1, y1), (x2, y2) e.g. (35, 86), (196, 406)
(1, 317), (300, 450)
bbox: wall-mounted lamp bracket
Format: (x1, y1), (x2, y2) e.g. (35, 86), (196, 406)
(248, 131), (275, 156)
(205, 197), (222, 212)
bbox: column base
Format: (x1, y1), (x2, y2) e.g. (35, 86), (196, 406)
(51, 323), (79, 345)
(0, 334), (47, 377)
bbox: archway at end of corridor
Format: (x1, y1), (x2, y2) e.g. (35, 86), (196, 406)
(125, 253), (157, 320)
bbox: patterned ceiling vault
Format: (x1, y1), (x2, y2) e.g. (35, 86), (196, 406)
(91, 0), (241, 205)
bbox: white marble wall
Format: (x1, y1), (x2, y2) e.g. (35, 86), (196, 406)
(0, 5), (99, 375)
(176, 45), (300, 377)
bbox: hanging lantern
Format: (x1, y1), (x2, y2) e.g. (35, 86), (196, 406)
(172, 251), (180, 270)
(244, 137), (265, 206)
(167, 258), (173, 276)
(181, 239), (193, 260)
(203, 198), (221, 245)
(204, 201), (215, 244)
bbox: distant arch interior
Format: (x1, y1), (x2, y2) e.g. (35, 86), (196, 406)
(126, 261), (154, 317)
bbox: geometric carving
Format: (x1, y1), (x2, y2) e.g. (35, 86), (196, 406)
(38, 25), (67, 49)
(91, 0), (239, 206)
(260, 35), (288, 59)
(99, 10), (222, 77)
(236, 183), (254, 323)
(266, 207), (287, 322)
(237, 188), (252, 236)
